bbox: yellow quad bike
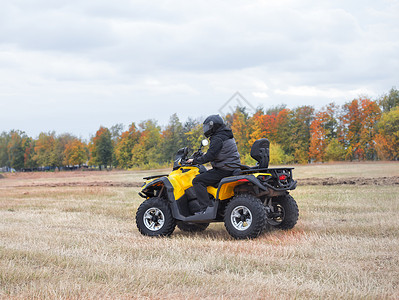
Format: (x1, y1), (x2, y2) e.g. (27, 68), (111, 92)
(136, 138), (298, 239)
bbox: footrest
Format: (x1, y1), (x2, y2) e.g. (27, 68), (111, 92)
(184, 206), (215, 222)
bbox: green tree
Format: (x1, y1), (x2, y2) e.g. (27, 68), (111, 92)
(324, 138), (346, 161)
(274, 109), (291, 155)
(0, 132), (11, 168)
(90, 127), (113, 169)
(379, 87), (399, 113)
(7, 130), (26, 170)
(110, 123), (124, 142)
(110, 123), (124, 166)
(162, 114), (185, 162)
(269, 143), (293, 165)
(288, 106), (314, 163)
(184, 122), (204, 153)
(183, 118), (203, 151)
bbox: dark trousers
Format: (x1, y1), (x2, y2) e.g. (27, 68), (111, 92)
(192, 168), (234, 210)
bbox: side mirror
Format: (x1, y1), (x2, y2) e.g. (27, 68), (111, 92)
(201, 139), (209, 147)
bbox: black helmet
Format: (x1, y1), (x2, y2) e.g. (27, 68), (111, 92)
(203, 114), (224, 138)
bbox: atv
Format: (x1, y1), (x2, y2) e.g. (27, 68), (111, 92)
(136, 138), (299, 239)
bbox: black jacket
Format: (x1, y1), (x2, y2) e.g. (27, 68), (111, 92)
(193, 126), (240, 170)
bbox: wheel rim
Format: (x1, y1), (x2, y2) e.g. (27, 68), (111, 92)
(230, 205), (252, 231)
(268, 204), (285, 226)
(143, 207), (165, 231)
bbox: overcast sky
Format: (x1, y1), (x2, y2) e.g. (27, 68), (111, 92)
(1, 0), (398, 139)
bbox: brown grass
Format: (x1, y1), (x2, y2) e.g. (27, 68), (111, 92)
(1, 162), (399, 299)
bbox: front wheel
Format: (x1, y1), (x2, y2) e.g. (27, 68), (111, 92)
(224, 194), (267, 239)
(136, 197), (176, 236)
(267, 194), (299, 230)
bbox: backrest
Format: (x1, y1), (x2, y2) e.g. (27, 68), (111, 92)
(250, 138), (270, 168)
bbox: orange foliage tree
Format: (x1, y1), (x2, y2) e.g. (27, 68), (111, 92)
(309, 103), (339, 162)
(340, 97), (381, 160)
(309, 111), (329, 162)
(64, 139), (88, 166)
(114, 123), (140, 168)
(227, 108), (251, 155)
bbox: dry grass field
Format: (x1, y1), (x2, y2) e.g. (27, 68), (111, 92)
(1, 162), (399, 299)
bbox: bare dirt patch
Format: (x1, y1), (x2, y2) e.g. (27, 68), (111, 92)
(298, 176), (399, 186)
(13, 181), (143, 188)
(1, 170), (123, 180)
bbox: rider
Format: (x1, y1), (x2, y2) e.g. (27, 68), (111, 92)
(187, 114), (241, 214)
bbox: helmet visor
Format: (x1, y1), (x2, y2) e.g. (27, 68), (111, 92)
(203, 123), (212, 137)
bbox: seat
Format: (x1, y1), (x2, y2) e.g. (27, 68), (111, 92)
(225, 138), (270, 175)
(250, 138), (270, 169)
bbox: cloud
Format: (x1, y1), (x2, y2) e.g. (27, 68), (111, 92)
(0, 0), (398, 138)
(274, 85), (375, 99)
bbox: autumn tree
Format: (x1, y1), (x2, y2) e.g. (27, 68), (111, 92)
(114, 123), (140, 169)
(341, 97), (381, 160)
(227, 107), (251, 155)
(374, 107), (399, 160)
(53, 134), (75, 167)
(309, 103), (340, 162)
(131, 120), (162, 167)
(22, 136), (36, 169)
(34, 132), (57, 167)
(64, 139), (88, 166)
(309, 111), (327, 162)
(248, 109), (268, 146)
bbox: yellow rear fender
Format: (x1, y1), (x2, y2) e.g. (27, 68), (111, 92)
(216, 173), (271, 201)
(207, 186), (218, 198)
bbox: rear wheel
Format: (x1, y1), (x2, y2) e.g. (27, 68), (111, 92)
(224, 194), (267, 239)
(267, 194), (299, 230)
(136, 197), (176, 236)
(177, 222), (210, 232)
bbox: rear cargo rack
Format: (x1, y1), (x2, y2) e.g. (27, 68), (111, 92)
(239, 167), (294, 175)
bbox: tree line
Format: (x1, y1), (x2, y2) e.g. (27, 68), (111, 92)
(1, 88), (398, 171)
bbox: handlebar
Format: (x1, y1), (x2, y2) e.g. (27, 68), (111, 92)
(173, 140), (208, 169)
